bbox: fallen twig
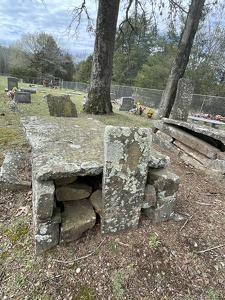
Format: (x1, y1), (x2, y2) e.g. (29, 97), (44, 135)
(180, 215), (193, 231)
(54, 238), (106, 264)
(195, 243), (225, 254)
(196, 201), (214, 206)
(117, 241), (130, 247)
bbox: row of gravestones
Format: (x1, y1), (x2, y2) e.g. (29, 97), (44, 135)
(118, 78), (194, 117)
(7, 76), (135, 111)
(7, 77), (192, 116)
(7, 77), (32, 103)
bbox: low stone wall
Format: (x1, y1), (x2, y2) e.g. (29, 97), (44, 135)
(21, 116), (179, 254)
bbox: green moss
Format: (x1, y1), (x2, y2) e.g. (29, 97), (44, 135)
(63, 101), (72, 116)
(0, 128), (23, 146)
(73, 285), (95, 300)
(6, 217), (30, 243)
(6, 226), (29, 243)
(0, 251), (8, 261)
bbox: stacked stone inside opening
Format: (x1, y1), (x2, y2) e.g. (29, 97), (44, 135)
(54, 174), (103, 243)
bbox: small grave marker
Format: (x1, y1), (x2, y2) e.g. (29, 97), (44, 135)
(14, 92), (31, 103)
(119, 97), (135, 111)
(8, 77), (18, 91)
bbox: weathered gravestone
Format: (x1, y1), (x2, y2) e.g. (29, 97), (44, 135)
(119, 97), (135, 111)
(14, 92), (31, 103)
(110, 93), (116, 101)
(169, 78), (194, 121)
(101, 126), (152, 234)
(46, 94), (78, 117)
(8, 77), (18, 91)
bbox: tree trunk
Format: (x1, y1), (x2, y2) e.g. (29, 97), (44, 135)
(84, 0), (120, 114)
(158, 0), (206, 118)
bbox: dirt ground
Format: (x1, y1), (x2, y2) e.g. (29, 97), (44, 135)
(0, 146), (225, 300)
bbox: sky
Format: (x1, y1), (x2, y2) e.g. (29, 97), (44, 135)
(0, 0), (98, 57)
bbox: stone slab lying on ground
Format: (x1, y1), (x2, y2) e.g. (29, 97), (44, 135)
(0, 150), (31, 190)
(162, 118), (225, 144)
(20, 87), (37, 94)
(154, 120), (221, 159)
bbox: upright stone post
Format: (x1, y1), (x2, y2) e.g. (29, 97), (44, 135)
(102, 126), (152, 234)
(169, 78), (194, 121)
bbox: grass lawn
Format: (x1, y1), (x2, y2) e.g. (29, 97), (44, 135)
(0, 75), (154, 165)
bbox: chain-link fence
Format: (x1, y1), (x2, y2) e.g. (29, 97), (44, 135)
(191, 94), (225, 116)
(2, 75), (225, 115)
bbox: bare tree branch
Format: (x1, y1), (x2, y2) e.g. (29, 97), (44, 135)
(67, 1), (95, 39)
(169, 0), (188, 14)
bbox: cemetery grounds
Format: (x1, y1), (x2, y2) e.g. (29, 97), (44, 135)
(0, 76), (225, 300)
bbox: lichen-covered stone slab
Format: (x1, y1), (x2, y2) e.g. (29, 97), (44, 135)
(32, 177), (55, 220)
(46, 94), (77, 117)
(169, 78), (194, 121)
(162, 118), (225, 144)
(102, 126), (152, 234)
(60, 199), (96, 243)
(34, 207), (61, 254)
(21, 116), (105, 180)
(145, 168), (179, 222)
(147, 168), (179, 197)
(154, 120), (221, 159)
(149, 149), (170, 169)
(0, 150), (31, 190)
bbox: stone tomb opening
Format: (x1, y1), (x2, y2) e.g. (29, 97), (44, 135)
(54, 174), (103, 243)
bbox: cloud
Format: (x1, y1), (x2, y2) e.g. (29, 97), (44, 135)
(0, 0), (96, 55)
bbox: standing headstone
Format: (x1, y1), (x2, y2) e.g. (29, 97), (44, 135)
(169, 78), (194, 121)
(46, 94), (78, 117)
(119, 97), (135, 111)
(102, 126), (152, 234)
(14, 92), (31, 103)
(8, 77), (18, 91)
(110, 93), (116, 101)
